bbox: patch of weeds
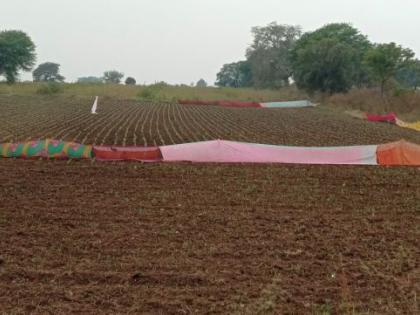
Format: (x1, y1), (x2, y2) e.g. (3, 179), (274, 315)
(314, 303), (333, 315)
(36, 82), (64, 95)
(137, 83), (171, 102)
(137, 87), (157, 100)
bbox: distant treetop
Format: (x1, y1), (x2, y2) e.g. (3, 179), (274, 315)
(125, 77), (136, 85)
(33, 62), (65, 82)
(103, 70), (124, 84)
(77, 76), (104, 84)
(196, 79), (207, 88)
(290, 23), (372, 94)
(0, 30), (36, 83)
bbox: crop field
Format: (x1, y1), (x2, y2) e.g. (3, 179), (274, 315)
(1, 94), (419, 146)
(0, 94), (419, 314)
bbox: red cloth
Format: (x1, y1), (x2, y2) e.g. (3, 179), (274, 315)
(367, 112), (397, 123)
(178, 100), (261, 108)
(216, 100), (261, 108)
(93, 146), (162, 161)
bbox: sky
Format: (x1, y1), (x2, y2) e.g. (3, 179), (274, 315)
(2, 0), (420, 85)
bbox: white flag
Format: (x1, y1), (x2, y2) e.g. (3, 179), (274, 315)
(91, 96), (98, 114)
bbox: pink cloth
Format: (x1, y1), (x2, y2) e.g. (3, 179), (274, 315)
(160, 140), (378, 165)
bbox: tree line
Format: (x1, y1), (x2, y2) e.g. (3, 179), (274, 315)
(0, 30), (208, 87)
(0, 30), (137, 85)
(78, 71), (136, 85)
(1, 26), (419, 94)
(216, 22), (420, 95)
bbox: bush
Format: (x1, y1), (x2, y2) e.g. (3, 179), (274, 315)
(125, 77), (136, 85)
(137, 83), (170, 101)
(36, 82), (64, 95)
(137, 87), (158, 100)
(326, 87), (420, 114)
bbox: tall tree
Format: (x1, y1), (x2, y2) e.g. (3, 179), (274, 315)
(396, 59), (420, 90)
(364, 43), (415, 95)
(0, 30), (36, 83)
(103, 70), (124, 84)
(215, 61), (252, 88)
(290, 23), (371, 94)
(33, 62), (65, 82)
(196, 79), (207, 88)
(246, 22), (301, 88)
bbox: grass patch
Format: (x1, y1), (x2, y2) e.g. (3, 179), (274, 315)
(325, 88), (420, 119)
(0, 82), (306, 103)
(36, 82), (64, 95)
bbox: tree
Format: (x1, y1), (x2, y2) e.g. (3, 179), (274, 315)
(33, 62), (65, 82)
(364, 43), (415, 95)
(396, 59), (420, 90)
(0, 30), (36, 83)
(215, 61), (252, 88)
(103, 70), (124, 84)
(196, 78), (207, 88)
(77, 76), (103, 84)
(246, 22), (302, 88)
(290, 23), (371, 94)
(125, 77), (136, 85)
(292, 38), (359, 94)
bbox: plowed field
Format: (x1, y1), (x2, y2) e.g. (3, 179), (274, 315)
(0, 95), (419, 314)
(1, 95), (419, 146)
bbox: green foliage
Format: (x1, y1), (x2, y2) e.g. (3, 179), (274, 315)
(292, 38), (358, 94)
(137, 83), (169, 101)
(314, 303), (332, 315)
(246, 22), (302, 88)
(33, 62), (65, 82)
(125, 77), (136, 85)
(393, 86), (407, 97)
(395, 59), (420, 90)
(364, 43), (414, 95)
(0, 82), (305, 104)
(0, 30), (36, 83)
(77, 76), (103, 84)
(103, 70), (124, 84)
(290, 23), (372, 94)
(152, 81), (170, 88)
(36, 82), (63, 95)
(216, 61), (252, 88)
(137, 87), (157, 100)
(196, 79), (207, 88)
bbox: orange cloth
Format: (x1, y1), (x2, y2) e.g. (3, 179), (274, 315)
(377, 140), (420, 166)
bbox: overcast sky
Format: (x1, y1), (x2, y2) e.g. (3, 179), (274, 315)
(2, 0), (420, 85)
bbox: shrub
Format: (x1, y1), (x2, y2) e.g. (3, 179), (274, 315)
(137, 83), (171, 101)
(36, 82), (63, 95)
(125, 77), (136, 85)
(137, 87), (157, 100)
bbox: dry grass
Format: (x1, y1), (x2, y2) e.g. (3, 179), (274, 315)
(2, 83), (418, 118)
(0, 82), (306, 103)
(325, 88), (420, 120)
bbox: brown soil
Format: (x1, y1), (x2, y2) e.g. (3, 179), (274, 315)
(1, 95), (419, 314)
(1, 160), (419, 314)
(0, 95), (419, 146)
